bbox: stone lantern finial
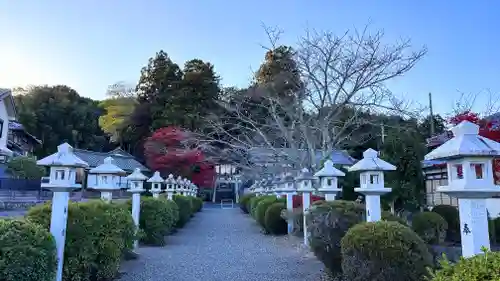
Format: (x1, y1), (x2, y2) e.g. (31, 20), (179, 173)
(425, 120), (500, 257)
(147, 171), (164, 198)
(348, 148), (395, 222)
(314, 160), (345, 201)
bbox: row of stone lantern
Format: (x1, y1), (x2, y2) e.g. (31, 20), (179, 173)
(36, 143), (199, 281)
(249, 149), (395, 246)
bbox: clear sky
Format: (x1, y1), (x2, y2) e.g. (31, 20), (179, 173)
(0, 1), (499, 115)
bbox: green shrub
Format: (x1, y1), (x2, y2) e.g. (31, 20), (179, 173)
(0, 218), (57, 281)
(381, 211), (408, 226)
(249, 196), (270, 218)
(173, 195), (193, 228)
(264, 202), (287, 235)
(429, 249), (500, 280)
(126, 197), (179, 245)
(412, 212), (448, 244)
(307, 200), (366, 275)
(255, 197), (280, 228)
(341, 221), (433, 281)
(26, 200), (135, 281)
(239, 193), (255, 214)
(192, 197), (203, 212)
(432, 205), (460, 242)
(186, 196), (198, 214)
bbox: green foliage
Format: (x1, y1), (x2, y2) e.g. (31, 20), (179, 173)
(0, 218), (57, 281)
(126, 197), (179, 245)
(189, 196), (203, 212)
(307, 200), (365, 275)
(249, 196), (269, 217)
(6, 156), (45, 179)
(99, 95), (136, 142)
(341, 221), (433, 281)
(431, 205), (460, 243)
(173, 195), (193, 228)
(412, 212), (448, 244)
(255, 197), (280, 229)
(428, 249), (500, 281)
(239, 193), (256, 214)
(264, 202), (288, 235)
(26, 200), (135, 281)
(381, 210), (408, 226)
(15, 85), (110, 157)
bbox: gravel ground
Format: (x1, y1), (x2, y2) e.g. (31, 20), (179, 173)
(118, 207), (323, 281)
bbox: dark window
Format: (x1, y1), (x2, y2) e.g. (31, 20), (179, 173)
(0, 118), (4, 138)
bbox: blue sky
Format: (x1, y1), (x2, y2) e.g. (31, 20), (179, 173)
(0, 1), (499, 115)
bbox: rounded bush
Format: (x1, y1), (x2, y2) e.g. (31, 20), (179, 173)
(429, 249), (500, 280)
(264, 202), (288, 235)
(126, 197), (179, 245)
(307, 200), (365, 275)
(26, 200), (135, 281)
(341, 221), (433, 281)
(0, 219), (57, 281)
(239, 193), (255, 214)
(255, 197), (280, 228)
(412, 212), (448, 244)
(192, 196), (203, 212)
(381, 211), (408, 226)
(249, 196), (271, 218)
(432, 204), (460, 242)
(173, 195), (193, 228)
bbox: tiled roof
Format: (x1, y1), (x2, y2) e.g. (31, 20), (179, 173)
(247, 147), (356, 166)
(73, 148), (149, 172)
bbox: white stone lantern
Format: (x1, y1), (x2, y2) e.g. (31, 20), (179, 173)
(175, 176), (183, 195)
(254, 179), (265, 196)
(88, 157), (125, 202)
(37, 143), (89, 281)
(281, 172), (297, 234)
(348, 148), (395, 222)
(272, 175), (283, 198)
(126, 168), (147, 249)
(296, 168), (315, 246)
(425, 120), (500, 257)
(147, 171), (164, 199)
(185, 179), (193, 196)
(193, 184), (199, 197)
(314, 160), (345, 201)
(164, 174), (176, 200)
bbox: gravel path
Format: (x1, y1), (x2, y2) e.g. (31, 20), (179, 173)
(119, 207), (323, 281)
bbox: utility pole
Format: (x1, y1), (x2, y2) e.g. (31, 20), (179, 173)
(429, 92), (435, 136)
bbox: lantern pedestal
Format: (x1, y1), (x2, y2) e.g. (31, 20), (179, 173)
(166, 192), (174, 200)
(439, 187), (500, 257)
(319, 188), (341, 202)
(151, 190), (161, 198)
(101, 191), (112, 202)
(50, 191), (70, 281)
(354, 187), (391, 222)
(286, 193), (294, 233)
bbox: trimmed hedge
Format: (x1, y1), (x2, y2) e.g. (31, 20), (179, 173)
(126, 197), (179, 245)
(429, 249), (500, 280)
(412, 212), (448, 244)
(190, 196), (203, 212)
(431, 204), (460, 243)
(173, 195), (193, 228)
(0, 218), (57, 281)
(249, 196), (272, 218)
(255, 197), (282, 229)
(239, 193), (255, 214)
(26, 200), (135, 281)
(341, 221), (433, 281)
(264, 202), (288, 235)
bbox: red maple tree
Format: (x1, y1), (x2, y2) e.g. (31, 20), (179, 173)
(144, 126), (215, 188)
(448, 111), (500, 183)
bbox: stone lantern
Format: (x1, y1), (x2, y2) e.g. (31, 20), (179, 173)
(193, 184), (199, 197)
(165, 174), (176, 200)
(126, 168), (147, 249)
(185, 179), (193, 196)
(88, 157), (125, 202)
(254, 179), (265, 196)
(348, 148), (396, 222)
(175, 176), (183, 195)
(281, 172), (297, 234)
(177, 177), (186, 195)
(425, 120), (500, 257)
(37, 143), (89, 281)
(272, 175), (283, 198)
(296, 168), (315, 246)
(147, 171), (164, 198)
(314, 160), (345, 201)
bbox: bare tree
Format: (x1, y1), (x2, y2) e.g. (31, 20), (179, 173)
(106, 81), (137, 98)
(451, 90), (500, 118)
(198, 25), (427, 178)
